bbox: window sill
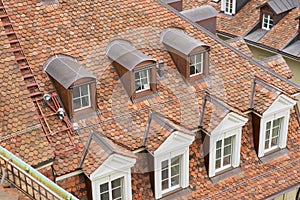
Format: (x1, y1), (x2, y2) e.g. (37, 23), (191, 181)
(160, 187), (191, 200)
(210, 166), (242, 183)
(260, 148), (289, 163)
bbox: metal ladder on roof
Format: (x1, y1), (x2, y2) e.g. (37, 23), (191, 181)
(0, 1), (77, 154)
(0, 1), (42, 98)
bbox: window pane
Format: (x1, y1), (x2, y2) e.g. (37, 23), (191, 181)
(224, 146), (231, 156)
(265, 139), (270, 149)
(82, 96), (90, 107)
(171, 156), (180, 165)
(190, 65), (195, 75)
(171, 165), (180, 176)
(73, 99), (81, 110)
(100, 183), (109, 193)
(216, 140), (222, 148)
(140, 70), (147, 78)
(162, 180), (169, 190)
(135, 72), (140, 79)
(112, 188), (121, 199)
(265, 129), (270, 140)
(266, 121), (271, 130)
(112, 178), (121, 189)
(100, 192), (109, 200)
(273, 118), (280, 127)
(272, 127), (280, 137)
(162, 169), (168, 180)
(223, 155), (231, 166)
(162, 160), (168, 169)
(215, 159), (221, 169)
(171, 176), (179, 187)
(81, 85), (89, 96)
(196, 54), (201, 63)
(224, 137), (232, 146)
(190, 55), (195, 64)
(271, 137), (278, 147)
(73, 87), (80, 98)
(216, 149), (221, 159)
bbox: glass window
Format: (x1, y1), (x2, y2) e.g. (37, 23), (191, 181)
(161, 155), (181, 192)
(135, 69), (150, 92)
(225, 0), (233, 14)
(262, 14), (273, 30)
(189, 53), (203, 77)
(264, 117), (283, 152)
(99, 177), (123, 200)
(73, 84), (91, 111)
(215, 136), (233, 171)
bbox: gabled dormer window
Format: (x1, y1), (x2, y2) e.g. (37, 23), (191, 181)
(106, 40), (157, 101)
(44, 55), (96, 119)
(262, 14), (273, 30)
(224, 0), (233, 14)
(161, 28), (210, 82)
(256, 95), (296, 158)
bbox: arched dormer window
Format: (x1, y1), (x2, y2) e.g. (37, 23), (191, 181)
(161, 28), (210, 82)
(106, 40), (157, 101)
(44, 55), (96, 119)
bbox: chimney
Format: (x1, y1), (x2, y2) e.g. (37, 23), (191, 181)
(181, 6), (218, 34)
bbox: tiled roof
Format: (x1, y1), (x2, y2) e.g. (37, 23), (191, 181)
(227, 37), (254, 57)
(259, 55), (293, 79)
(259, 7), (300, 50)
(1, 0), (300, 198)
(0, 21), (53, 166)
(181, 0), (300, 58)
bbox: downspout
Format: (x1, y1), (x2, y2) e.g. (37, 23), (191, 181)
(0, 146), (79, 200)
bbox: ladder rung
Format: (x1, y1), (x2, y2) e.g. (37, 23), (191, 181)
(23, 74), (34, 79)
(16, 56), (26, 61)
(19, 65), (30, 70)
(5, 31), (15, 35)
(29, 91), (42, 97)
(27, 83), (38, 88)
(2, 22), (12, 26)
(9, 39), (19, 44)
(9, 48), (22, 53)
(0, 14), (8, 18)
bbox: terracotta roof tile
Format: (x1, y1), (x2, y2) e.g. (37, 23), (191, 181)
(259, 55), (293, 79)
(227, 37), (254, 58)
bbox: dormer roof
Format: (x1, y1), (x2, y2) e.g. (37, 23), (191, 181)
(161, 28), (208, 55)
(106, 40), (155, 71)
(180, 5), (218, 22)
(44, 55), (96, 89)
(257, 0), (299, 14)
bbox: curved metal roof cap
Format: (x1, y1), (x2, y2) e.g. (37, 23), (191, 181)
(180, 5), (218, 22)
(161, 28), (207, 55)
(106, 40), (155, 71)
(44, 55), (96, 89)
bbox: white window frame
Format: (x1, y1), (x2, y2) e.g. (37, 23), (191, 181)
(208, 113), (248, 177)
(99, 176), (124, 200)
(215, 135), (234, 173)
(91, 154), (136, 200)
(189, 53), (203, 77)
(264, 117), (283, 153)
(262, 14), (273, 30)
(135, 69), (150, 93)
(73, 84), (91, 111)
(221, 0), (236, 15)
(154, 131), (194, 199)
(258, 95), (296, 158)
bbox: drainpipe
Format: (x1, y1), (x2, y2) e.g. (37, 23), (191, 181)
(0, 146), (79, 200)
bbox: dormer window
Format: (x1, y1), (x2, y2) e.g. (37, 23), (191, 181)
(189, 53), (203, 77)
(264, 117), (282, 152)
(161, 28), (210, 82)
(106, 40), (156, 101)
(262, 14), (273, 30)
(135, 69), (150, 92)
(224, 0), (233, 14)
(73, 84), (91, 111)
(44, 55), (96, 119)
